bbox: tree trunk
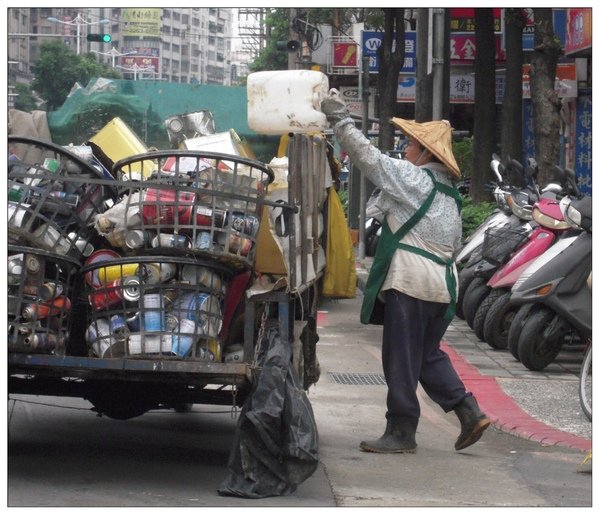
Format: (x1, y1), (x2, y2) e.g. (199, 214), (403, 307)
(470, 8), (497, 203)
(377, 8), (405, 151)
(415, 8), (433, 122)
(500, 9), (526, 186)
(530, 8), (562, 186)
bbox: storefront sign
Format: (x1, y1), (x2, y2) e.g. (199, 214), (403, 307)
(450, 8), (502, 32)
(522, 63), (577, 99)
(362, 31), (416, 73)
(565, 8), (592, 55)
(450, 34), (506, 62)
(333, 42), (358, 67)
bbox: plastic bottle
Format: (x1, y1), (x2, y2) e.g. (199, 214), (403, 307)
(247, 70), (329, 135)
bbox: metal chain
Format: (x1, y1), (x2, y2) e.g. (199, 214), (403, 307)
(252, 303), (270, 369)
(230, 385), (238, 418)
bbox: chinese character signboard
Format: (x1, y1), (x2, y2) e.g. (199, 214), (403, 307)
(521, 9), (566, 51)
(122, 8), (161, 37)
(362, 31), (416, 73)
(573, 96), (592, 194)
(450, 34), (506, 62)
(121, 56), (159, 72)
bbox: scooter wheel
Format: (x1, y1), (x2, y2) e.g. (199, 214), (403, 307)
(472, 288), (505, 342)
(517, 307), (563, 371)
(507, 304), (536, 360)
(579, 344), (592, 422)
(456, 269), (476, 320)
(462, 277), (490, 329)
(482, 290), (515, 349)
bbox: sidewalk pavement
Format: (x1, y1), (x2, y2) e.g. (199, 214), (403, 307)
(352, 257), (591, 451)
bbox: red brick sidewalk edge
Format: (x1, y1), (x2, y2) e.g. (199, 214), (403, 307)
(441, 340), (591, 453)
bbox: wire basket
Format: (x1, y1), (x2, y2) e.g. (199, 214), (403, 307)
(104, 150), (274, 270)
(8, 245), (81, 355)
(8, 136), (118, 261)
(482, 226), (529, 266)
(81, 255), (234, 360)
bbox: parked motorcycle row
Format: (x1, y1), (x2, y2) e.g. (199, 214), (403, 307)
(454, 155), (592, 421)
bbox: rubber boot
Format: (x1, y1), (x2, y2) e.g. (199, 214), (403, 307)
(359, 416), (418, 453)
(453, 395), (491, 451)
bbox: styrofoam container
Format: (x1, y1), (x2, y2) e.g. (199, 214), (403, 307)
(247, 70), (329, 135)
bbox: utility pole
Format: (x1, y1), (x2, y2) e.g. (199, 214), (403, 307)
(288, 8), (299, 70)
(431, 8), (445, 120)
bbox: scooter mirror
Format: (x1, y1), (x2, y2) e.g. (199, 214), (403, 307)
(491, 160), (503, 182)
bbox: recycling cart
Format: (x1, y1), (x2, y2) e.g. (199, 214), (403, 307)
(8, 134), (326, 420)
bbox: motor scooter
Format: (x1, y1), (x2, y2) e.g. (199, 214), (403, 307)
(475, 167), (581, 348)
(508, 194), (591, 373)
(455, 155), (529, 318)
(461, 158), (545, 327)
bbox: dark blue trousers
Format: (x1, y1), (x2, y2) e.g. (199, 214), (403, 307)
(382, 289), (467, 420)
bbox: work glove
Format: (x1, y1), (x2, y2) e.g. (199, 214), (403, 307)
(320, 89), (351, 127)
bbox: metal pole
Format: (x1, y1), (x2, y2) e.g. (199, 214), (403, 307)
(432, 8), (445, 120)
(77, 22), (81, 55)
(358, 55), (370, 260)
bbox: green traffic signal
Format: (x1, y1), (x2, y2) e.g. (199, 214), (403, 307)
(87, 33), (111, 43)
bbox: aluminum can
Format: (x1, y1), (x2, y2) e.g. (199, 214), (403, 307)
(197, 338), (220, 362)
(32, 224), (73, 256)
(109, 314), (129, 339)
(87, 280), (123, 310)
(138, 262), (177, 284)
(216, 232), (253, 256)
(171, 318), (198, 357)
(125, 229), (152, 250)
(193, 205), (227, 228)
(39, 281), (64, 301)
(193, 231), (213, 250)
(24, 333), (59, 352)
(172, 293), (222, 337)
(22, 296), (71, 320)
(67, 232), (94, 257)
(86, 318), (123, 358)
(140, 293), (165, 332)
(126, 312), (141, 332)
(8, 202), (34, 229)
(121, 276), (142, 302)
(85, 250), (139, 286)
(229, 212), (260, 237)
(8, 254), (23, 285)
(141, 188), (196, 225)
(128, 333), (173, 355)
(180, 264), (224, 293)
(150, 233), (192, 250)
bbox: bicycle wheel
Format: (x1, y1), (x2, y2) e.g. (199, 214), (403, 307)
(579, 345), (592, 422)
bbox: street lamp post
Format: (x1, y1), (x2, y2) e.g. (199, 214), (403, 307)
(47, 13), (110, 55)
(92, 47), (136, 68)
(117, 63), (155, 80)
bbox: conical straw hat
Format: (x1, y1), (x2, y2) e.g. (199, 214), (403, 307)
(391, 118), (461, 179)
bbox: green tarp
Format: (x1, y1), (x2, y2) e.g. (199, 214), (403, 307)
(46, 78), (278, 162)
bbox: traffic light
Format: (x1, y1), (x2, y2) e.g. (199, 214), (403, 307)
(87, 33), (112, 43)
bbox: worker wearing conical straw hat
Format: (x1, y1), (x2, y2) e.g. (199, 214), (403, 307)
(320, 90), (490, 455)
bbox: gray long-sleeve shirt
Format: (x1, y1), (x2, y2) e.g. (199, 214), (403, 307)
(333, 117), (462, 303)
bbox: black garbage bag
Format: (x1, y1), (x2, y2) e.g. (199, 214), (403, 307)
(218, 321), (319, 498)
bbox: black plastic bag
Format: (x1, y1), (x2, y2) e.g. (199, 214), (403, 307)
(218, 321), (319, 498)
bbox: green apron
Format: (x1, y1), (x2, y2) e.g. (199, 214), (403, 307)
(360, 169), (462, 325)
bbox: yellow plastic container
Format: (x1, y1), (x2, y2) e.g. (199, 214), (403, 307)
(88, 117), (157, 179)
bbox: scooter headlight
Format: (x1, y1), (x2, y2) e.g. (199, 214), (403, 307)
(560, 201), (583, 229)
(532, 207), (571, 230)
(507, 195), (533, 220)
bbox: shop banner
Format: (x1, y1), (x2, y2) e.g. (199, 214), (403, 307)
(565, 8), (592, 55)
(522, 63), (577, 99)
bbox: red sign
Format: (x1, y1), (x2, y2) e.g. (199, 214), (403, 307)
(522, 63), (578, 99)
(565, 8), (592, 54)
(333, 42), (358, 67)
(450, 34), (506, 62)
(450, 8), (502, 32)
(121, 56), (159, 71)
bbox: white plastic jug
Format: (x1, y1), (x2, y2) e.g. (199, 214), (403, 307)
(247, 70), (329, 135)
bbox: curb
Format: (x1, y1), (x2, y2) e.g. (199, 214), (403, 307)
(442, 341), (591, 453)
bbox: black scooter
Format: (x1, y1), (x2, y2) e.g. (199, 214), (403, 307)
(508, 194), (591, 373)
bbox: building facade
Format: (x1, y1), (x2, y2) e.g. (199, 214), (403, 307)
(7, 7), (234, 86)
